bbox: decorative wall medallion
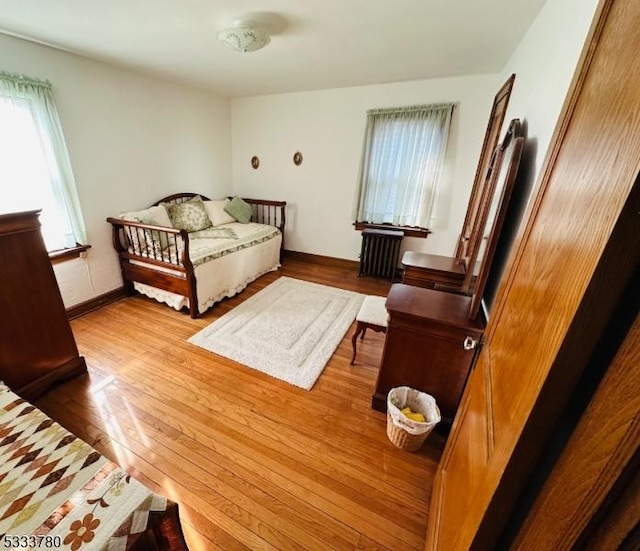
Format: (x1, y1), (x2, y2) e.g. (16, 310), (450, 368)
(251, 155), (260, 169)
(293, 151), (303, 166)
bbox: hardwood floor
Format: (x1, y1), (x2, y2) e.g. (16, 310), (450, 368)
(35, 259), (445, 550)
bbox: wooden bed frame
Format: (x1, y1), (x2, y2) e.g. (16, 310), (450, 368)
(107, 193), (286, 318)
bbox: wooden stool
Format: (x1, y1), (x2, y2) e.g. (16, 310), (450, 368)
(351, 296), (388, 365)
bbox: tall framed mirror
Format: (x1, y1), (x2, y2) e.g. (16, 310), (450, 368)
(398, 75), (518, 298)
(455, 74), (515, 260)
(462, 119), (525, 318)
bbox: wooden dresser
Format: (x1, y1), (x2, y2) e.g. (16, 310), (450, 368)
(372, 284), (484, 425)
(401, 251), (467, 291)
(0, 210), (86, 399)
(375, 119), (525, 426)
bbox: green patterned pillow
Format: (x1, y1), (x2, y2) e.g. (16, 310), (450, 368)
(164, 196), (212, 232)
(224, 196), (253, 224)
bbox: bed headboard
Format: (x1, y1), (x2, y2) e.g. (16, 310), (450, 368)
(152, 192), (286, 244)
(151, 192), (210, 206)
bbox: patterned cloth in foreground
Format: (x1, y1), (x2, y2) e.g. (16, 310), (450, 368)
(0, 383), (188, 550)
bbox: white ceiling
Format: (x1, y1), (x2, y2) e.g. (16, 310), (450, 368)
(0, 0), (548, 98)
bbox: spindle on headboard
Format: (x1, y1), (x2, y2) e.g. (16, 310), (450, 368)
(239, 198), (286, 234)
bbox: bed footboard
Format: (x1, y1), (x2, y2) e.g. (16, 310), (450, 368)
(106, 218), (199, 317)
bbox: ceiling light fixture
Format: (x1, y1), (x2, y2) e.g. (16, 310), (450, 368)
(218, 20), (271, 53)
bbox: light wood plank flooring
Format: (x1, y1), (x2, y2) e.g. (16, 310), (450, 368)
(36, 259), (445, 550)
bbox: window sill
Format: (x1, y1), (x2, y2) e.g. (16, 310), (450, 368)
(49, 243), (91, 265)
(353, 222), (431, 239)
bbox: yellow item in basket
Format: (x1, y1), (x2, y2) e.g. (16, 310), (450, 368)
(400, 406), (426, 423)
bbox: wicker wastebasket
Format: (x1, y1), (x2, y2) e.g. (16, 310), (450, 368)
(386, 387), (441, 451)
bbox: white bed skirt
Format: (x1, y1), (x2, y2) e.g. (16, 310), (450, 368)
(134, 233), (282, 314)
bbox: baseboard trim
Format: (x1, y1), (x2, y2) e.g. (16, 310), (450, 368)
(67, 287), (127, 320)
(283, 250), (359, 270)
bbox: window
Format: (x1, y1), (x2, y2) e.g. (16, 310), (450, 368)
(0, 72), (86, 252)
(352, 103), (454, 230)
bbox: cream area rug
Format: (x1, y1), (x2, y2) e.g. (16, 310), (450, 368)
(188, 276), (365, 390)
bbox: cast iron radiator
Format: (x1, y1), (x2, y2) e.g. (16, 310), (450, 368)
(358, 228), (404, 279)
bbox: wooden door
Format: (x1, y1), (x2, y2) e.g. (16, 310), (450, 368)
(512, 284), (640, 549)
(426, 0), (640, 548)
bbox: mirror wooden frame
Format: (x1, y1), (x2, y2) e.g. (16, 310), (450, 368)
(464, 119), (525, 318)
(456, 74), (515, 260)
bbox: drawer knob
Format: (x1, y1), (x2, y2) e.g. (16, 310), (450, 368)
(463, 336), (477, 350)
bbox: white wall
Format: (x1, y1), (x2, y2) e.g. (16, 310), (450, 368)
(230, 0), (601, 265)
(481, 0), (601, 311)
(0, 33), (232, 307)
(2, 0), (601, 308)
(231, 75), (498, 261)
(499, 0), (601, 197)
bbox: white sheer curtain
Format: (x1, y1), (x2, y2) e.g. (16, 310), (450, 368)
(352, 103), (454, 229)
(0, 71), (86, 250)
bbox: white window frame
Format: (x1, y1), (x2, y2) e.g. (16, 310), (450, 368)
(0, 71), (87, 252)
(352, 103), (454, 232)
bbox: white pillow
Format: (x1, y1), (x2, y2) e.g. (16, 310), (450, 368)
(120, 205), (172, 227)
(120, 205), (173, 252)
(204, 199), (236, 226)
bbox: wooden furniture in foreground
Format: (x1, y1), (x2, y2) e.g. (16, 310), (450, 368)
(372, 284), (484, 425)
(350, 295), (388, 364)
(427, 0), (640, 548)
(0, 210), (86, 399)
(107, 193), (286, 318)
